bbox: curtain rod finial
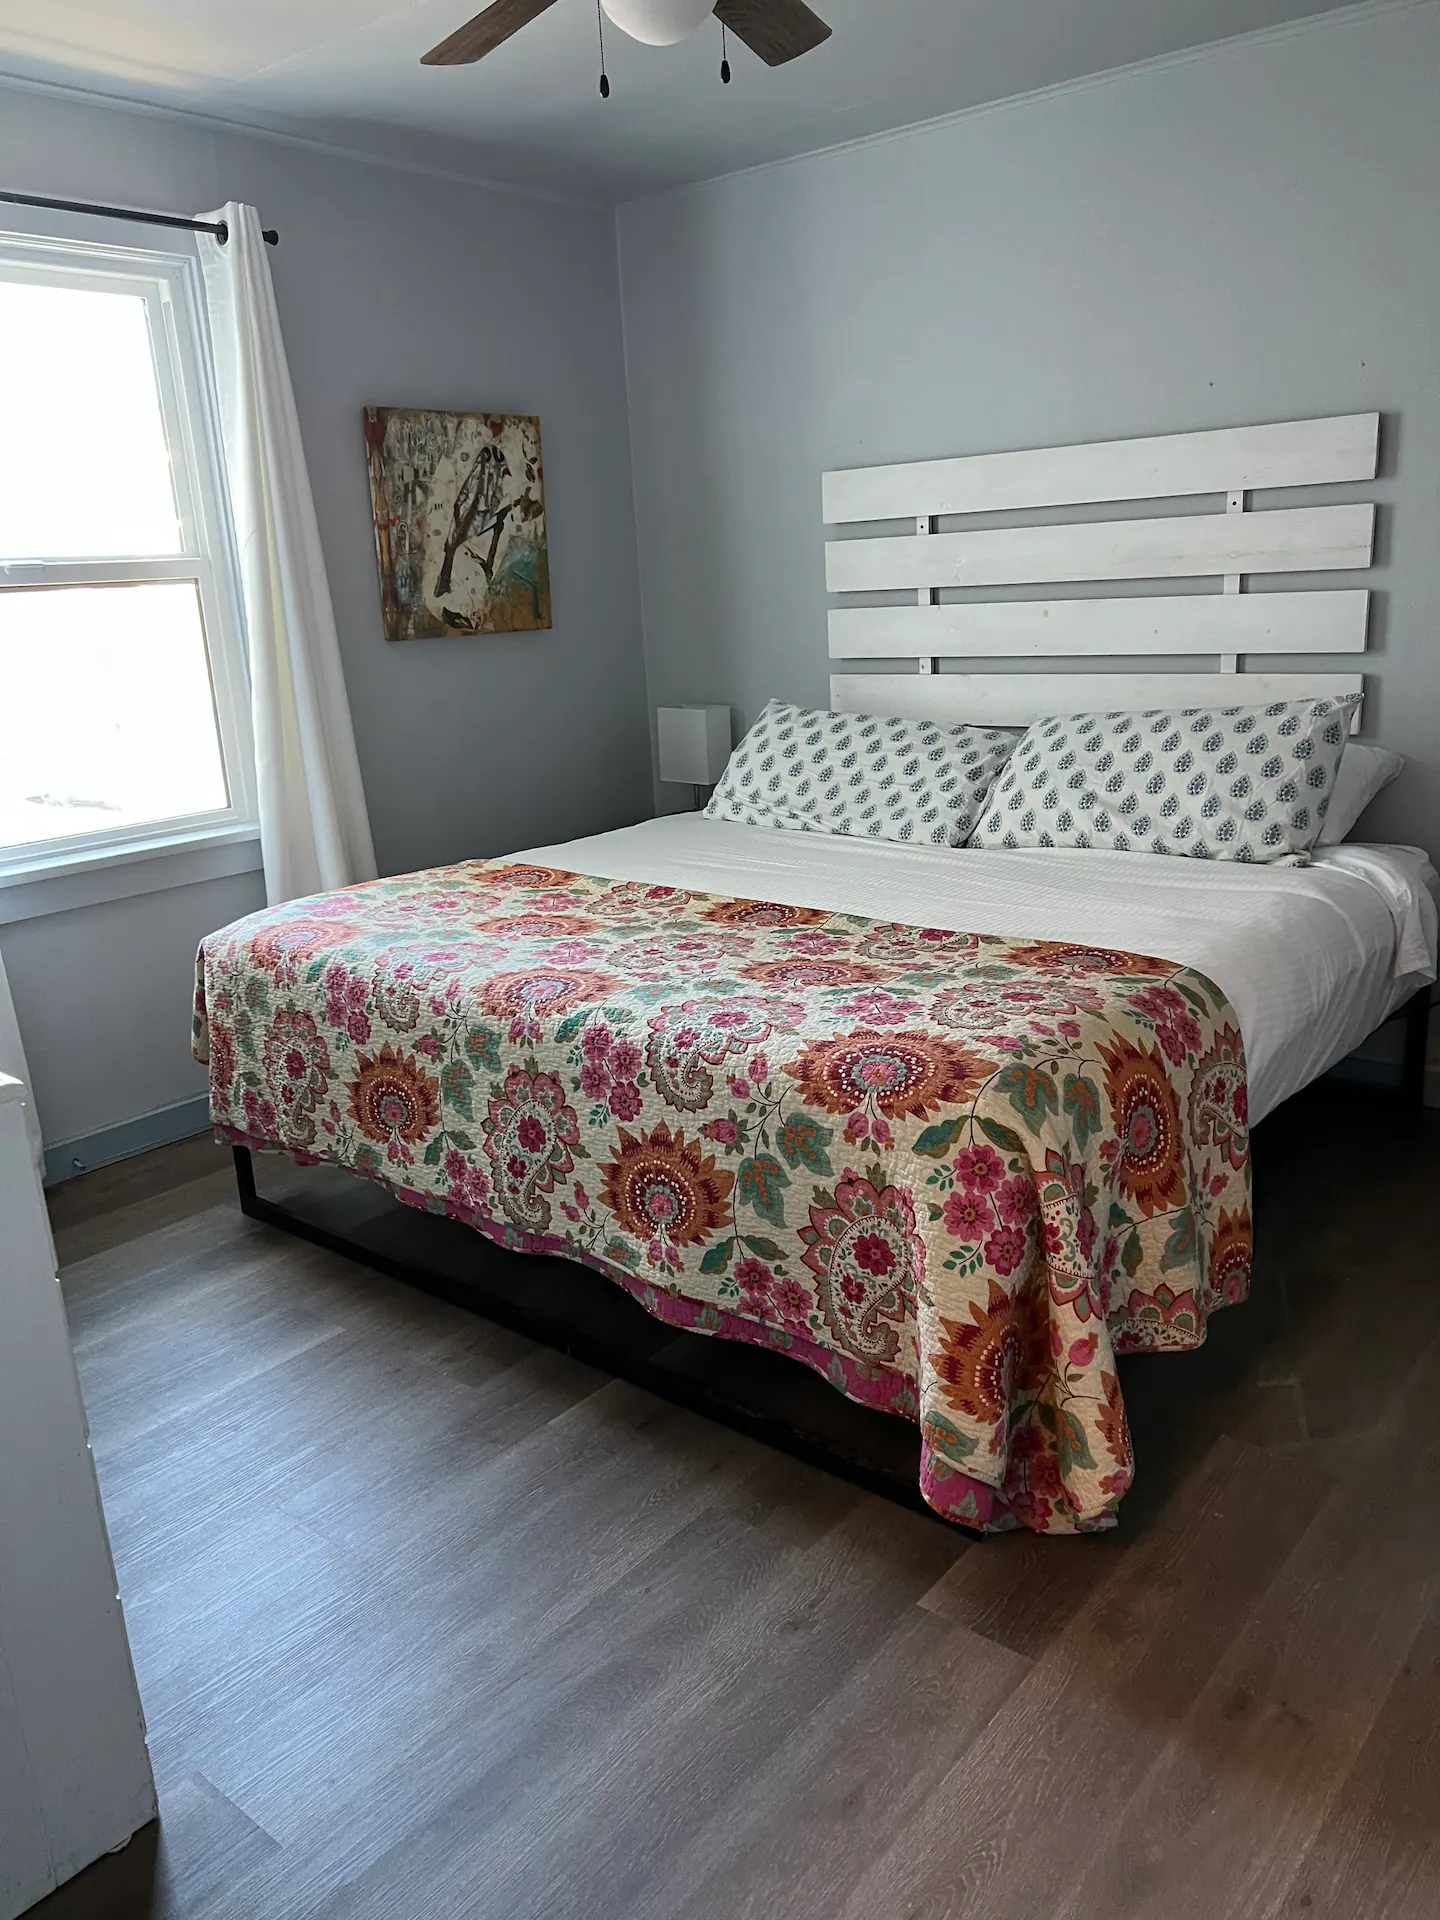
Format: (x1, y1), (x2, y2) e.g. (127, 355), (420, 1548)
(215, 222), (279, 246)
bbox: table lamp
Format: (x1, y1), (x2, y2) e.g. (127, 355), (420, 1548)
(657, 705), (732, 809)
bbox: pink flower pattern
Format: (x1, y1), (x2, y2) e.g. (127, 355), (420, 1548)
(194, 858), (1250, 1539)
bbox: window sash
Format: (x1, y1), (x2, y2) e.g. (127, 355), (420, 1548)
(0, 233), (255, 879)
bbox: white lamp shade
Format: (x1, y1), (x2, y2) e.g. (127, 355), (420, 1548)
(658, 705), (732, 786)
(601, 0), (716, 46)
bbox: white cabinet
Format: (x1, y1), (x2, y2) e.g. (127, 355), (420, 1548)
(0, 1075), (155, 1916)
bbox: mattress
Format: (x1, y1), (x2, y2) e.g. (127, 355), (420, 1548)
(517, 817), (1439, 1122)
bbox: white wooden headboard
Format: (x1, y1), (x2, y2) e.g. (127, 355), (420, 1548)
(823, 413), (1378, 727)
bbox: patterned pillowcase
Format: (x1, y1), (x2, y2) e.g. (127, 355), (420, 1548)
(704, 699), (1019, 849)
(966, 695), (1361, 865)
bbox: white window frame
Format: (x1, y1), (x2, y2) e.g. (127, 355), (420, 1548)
(0, 230), (256, 892)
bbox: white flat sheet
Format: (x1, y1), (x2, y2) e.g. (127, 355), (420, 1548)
(518, 816), (1439, 1123)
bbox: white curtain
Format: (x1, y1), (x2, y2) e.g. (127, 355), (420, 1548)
(196, 203), (377, 906)
(0, 945), (45, 1183)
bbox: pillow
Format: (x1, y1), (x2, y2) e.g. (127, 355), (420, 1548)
(967, 695), (1360, 866)
(1316, 742), (1404, 846)
(704, 699), (1019, 848)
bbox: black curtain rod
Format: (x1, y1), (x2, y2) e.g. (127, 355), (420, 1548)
(0, 191), (278, 245)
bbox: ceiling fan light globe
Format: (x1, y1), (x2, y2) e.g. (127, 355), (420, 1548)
(600, 0), (716, 47)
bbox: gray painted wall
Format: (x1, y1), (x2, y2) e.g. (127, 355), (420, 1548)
(617, 0), (1440, 858)
(0, 86), (650, 1151)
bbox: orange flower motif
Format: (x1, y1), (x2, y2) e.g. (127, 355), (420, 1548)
(485, 913), (599, 941)
(1208, 1205), (1253, 1305)
(249, 916), (357, 985)
(348, 1044), (440, 1146)
(700, 898), (831, 931)
(783, 1030), (997, 1121)
(930, 1280), (1021, 1427)
(739, 957), (885, 991)
(479, 864), (576, 890)
(1096, 1369), (1133, 1470)
(599, 1121), (735, 1248)
(1002, 940), (1171, 979)
(207, 1021), (237, 1103)
(478, 968), (622, 1038)
(1098, 1036), (1186, 1218)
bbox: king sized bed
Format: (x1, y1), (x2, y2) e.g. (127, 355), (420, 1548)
(195, 814), (1436, 1535)
(196, 411), (1438, 1536)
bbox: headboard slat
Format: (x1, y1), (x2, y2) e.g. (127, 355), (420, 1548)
(828, 590), (1371, 660)
(822, 412), (1379, 523)
(831, 672), (1365, 730)
(825, 504), (1374, 594)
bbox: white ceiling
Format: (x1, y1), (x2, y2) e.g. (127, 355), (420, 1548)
(0, 0), (1362, 201)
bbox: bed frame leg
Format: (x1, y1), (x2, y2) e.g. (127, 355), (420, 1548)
(1401, 989), (1433, 1111)
(233, 1145), (259, 1213)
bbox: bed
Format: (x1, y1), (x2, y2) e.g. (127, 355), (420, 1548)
(197, 411), (1438, 1535)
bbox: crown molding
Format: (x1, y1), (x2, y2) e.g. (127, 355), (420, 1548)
(0, 68), (606, 213)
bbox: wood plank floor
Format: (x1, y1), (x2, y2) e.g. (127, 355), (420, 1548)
(28, 1084), (1440, 1920)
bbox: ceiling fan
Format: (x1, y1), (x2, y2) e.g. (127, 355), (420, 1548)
(422, 0), (833, 77)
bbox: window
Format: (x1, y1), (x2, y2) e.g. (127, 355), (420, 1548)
(0, 235), (254, 884)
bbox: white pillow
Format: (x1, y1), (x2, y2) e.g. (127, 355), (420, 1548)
(704, 699), (1018, 848)
(1315, 742), (1404, 846)
(967, 696), (1360, 866)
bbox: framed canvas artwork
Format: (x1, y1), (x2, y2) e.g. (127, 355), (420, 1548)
(363, 407), (551, 640)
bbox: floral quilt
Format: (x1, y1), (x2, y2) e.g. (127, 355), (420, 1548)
(193, 860), (1253, 1535)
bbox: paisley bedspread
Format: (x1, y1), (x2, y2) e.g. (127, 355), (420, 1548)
(193, 859), (1253, 1535)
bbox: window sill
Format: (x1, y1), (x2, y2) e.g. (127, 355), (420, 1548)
(0, 826), (264, 926)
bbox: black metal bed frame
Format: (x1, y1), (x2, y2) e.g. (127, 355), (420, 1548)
(232, 1143), (940, 1523)
(232, 984), (1434, 1525)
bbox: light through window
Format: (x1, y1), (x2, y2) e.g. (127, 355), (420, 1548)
(0, 280), (182, 559)
(0, 584), (229, 848)
(0, 239), (253, 876)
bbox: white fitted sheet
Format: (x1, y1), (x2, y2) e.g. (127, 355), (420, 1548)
(518, 816), (1439, 1123)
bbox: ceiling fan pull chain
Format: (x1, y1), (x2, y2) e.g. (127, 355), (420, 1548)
(720, 22), (731, 84)
(596, 0), (611, 96)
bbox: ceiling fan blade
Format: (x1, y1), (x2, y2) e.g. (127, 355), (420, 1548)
(421, 0), (561, 66)
(713, 0), (832, 66)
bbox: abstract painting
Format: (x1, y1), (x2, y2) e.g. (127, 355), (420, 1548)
(363, 407), (551, 640)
